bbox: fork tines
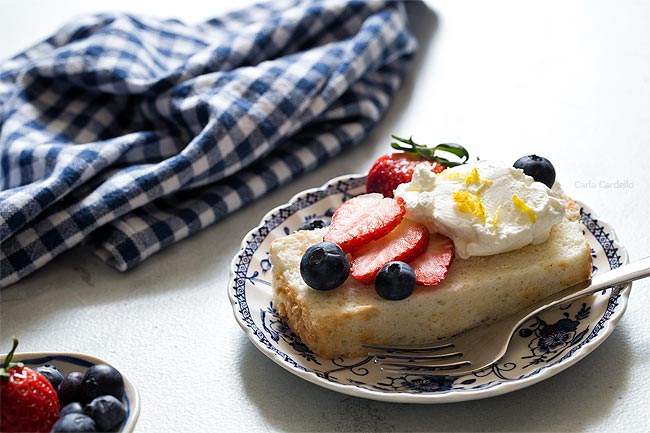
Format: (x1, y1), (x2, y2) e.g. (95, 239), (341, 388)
(366, 348), (462, 360)
(363, 342), (472, 375)
(363, 342), (455, 353)
(379, 361), (472, 375)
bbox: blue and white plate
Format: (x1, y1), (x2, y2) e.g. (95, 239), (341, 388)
(229, 174), (630, 403)
(10, 352), (140, 432)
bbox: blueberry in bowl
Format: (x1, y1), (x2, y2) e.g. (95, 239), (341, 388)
(2, 350), (139, 433)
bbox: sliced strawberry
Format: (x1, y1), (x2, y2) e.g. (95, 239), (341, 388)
(409, 233), (455, 286)
(367, 153), (445, 198)
(350, 219), (429, 284)
(323, 193), (406, 253)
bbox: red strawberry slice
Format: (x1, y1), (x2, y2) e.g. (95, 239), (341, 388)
(367, 153), (445, 198)
(323, 193), (406, 253)
(350, 219), (429, 284)
(409, 233), (455, 286)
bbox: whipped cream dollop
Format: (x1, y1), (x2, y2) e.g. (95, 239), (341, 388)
(394, 161), (565, 259)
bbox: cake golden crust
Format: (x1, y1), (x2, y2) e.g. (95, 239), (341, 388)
(270, 199), (592, 359)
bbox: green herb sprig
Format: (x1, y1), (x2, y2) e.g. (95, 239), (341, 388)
(390, 135), (469, 167)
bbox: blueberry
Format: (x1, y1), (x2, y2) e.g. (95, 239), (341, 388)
(513, 154), (556, 188)
(60, 402), (85, 417)
(51, 413), (97, 432)
(58, 371), (85, 406)
(81, 364), (124, 402)
(84, 395), (126, 432)
(374, 261), (416, 300)
(300, 242), (350, 290)
(35, 363), (64, 389)
(297, 216), (331, 231)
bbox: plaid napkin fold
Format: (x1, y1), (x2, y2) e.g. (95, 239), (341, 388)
(0, 0), (417, 287)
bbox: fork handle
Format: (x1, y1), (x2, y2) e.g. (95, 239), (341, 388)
(589, 256), (650, 292)
(512, 256), (650, 330)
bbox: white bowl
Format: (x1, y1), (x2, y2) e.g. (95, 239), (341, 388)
(10, 352), (140, 432)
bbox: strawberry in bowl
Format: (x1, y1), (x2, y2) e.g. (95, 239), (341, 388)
(1, 338), (60, 433)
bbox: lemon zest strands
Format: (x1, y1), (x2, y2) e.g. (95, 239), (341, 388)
(450, 168), (496, 226)
(512, 194), (537, 223)
(491, 205), (502, 229)
(464, 167), (493, 188)
(453, 190), (486, 225)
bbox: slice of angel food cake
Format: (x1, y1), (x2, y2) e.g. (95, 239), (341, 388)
(270, 138), (592, 359)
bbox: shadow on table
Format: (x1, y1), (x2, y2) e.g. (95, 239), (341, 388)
(237, 325), (632, 432)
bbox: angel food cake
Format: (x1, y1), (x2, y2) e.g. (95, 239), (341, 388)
(270, 143), (592, 359)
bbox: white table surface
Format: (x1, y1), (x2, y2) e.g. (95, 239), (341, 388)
(2, 1), (649, 432)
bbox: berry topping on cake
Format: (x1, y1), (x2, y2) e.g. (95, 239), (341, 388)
(409, 233), (455, 286)
(374, 261), (416, 301)
(350, 219), (429, 284)
(367, 153), (446, 198)
(300, 242), (350, 291)
(366, 135), (469, 197)
(297, 216), (331, 231)
(323, 193), (406, 253)
(513, 154), (556, 188)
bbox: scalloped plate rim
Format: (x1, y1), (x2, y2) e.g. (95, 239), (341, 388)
(228, 173), (631, 403)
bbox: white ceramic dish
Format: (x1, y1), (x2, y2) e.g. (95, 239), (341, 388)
(9, 352), (140, 432)
(229, 174), (630, 403)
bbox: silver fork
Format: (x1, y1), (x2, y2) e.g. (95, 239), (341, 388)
(365, 256), (650, 376)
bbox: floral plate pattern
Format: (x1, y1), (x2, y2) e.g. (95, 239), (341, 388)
(229, 174), (630, 403)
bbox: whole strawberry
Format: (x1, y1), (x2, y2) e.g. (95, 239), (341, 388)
(1, 338), (60, 433)
(366, 135), (469, 198)
(367, 153), (445, 198)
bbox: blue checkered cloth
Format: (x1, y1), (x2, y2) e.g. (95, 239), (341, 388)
(0, 0), (417, 287)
